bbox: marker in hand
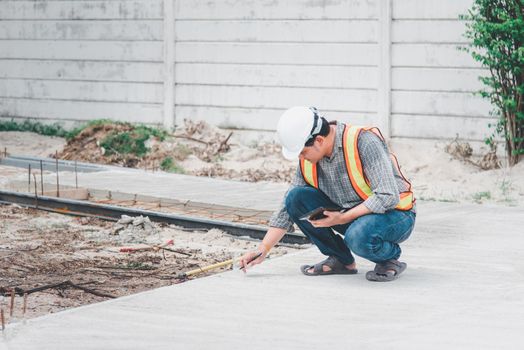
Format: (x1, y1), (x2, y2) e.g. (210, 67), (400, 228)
(239, 252), (263, 271)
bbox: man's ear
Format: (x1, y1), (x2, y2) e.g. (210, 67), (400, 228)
(314, 135), (325, 146)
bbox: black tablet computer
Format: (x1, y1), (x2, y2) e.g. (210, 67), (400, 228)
(299, 207), (341, 221)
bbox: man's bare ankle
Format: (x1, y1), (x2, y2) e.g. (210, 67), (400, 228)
(346, 262), (356, 270)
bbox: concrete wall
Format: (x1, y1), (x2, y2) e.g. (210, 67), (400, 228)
(0, 0), (165, 124)
(0, 0), (492, 142)
(390, 0), (490, 142)
(174, 0), (381, 133)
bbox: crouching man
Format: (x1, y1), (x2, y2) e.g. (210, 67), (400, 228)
(240, 107), (416, 282)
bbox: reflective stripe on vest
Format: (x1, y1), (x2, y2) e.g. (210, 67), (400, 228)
(343, 125), (373, 199)
(300, 158), (318, 188)
(299, 125), (414, 211)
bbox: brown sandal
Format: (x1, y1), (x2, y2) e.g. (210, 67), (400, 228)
(300, 256), (358, 276)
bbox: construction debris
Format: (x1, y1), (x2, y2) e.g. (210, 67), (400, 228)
(477, 146), (501, 170)
(0, 205), (298, 320)
(54, 120), (295, 183)
(445, 136), (501, 170)
(111, 215), (159, 242)
(57, 120), (233, 169)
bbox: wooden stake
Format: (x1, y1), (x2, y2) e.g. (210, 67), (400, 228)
(1, 308), (4, 331)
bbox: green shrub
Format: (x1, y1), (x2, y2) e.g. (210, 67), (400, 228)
(81, 122), (169, 157)
(160, 157), (185, 173)
(0, 118), (68, 137)
(462, 0), (524, 165)
(473, 191), (492, 202)
(100, 125), (165, 157)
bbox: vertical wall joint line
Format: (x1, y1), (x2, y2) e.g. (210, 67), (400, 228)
(163, 0), (176, 130)
(378, 0), (392, 138)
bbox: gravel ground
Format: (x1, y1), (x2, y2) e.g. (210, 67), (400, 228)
(0, 204), (302, 322)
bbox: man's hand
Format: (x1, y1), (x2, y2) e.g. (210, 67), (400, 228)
(239, 249), (267, 273)
(309, 210), (349, 227)
(238, 228), (285, 274)
(309, 204), (372, 228)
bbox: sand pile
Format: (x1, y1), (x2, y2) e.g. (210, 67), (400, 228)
(390, 139), (524, 205)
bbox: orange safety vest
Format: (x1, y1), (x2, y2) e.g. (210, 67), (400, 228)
(299, 125), (415, 211)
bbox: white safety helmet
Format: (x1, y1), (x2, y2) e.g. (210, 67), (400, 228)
(276, 106), (323, 160)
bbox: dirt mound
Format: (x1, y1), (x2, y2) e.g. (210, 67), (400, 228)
(58, 123), (136, 166)
(56, 120), (295, 183)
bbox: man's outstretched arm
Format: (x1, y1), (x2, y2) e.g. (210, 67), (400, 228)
(239, 227), (287, 271)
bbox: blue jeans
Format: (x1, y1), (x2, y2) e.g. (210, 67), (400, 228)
(286, 186), (416, 265)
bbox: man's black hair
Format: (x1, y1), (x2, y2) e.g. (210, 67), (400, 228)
(304, 109), (332, 146)
(317, 117), (331, 137)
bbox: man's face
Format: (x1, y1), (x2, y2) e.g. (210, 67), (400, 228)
(299, 137), (324, 163)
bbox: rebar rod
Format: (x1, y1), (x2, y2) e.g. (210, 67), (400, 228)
(55, 151), (60, 197)
(28, 164), (31, 192)
(0, 190), (307, 244)
(40, 160), (44, 195)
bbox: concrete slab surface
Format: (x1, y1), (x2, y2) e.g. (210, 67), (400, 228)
(38, 169), (289, 211)
(2, 201), (523, 350)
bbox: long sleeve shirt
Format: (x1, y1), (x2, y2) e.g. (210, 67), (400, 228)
(269, 122), (414, 231)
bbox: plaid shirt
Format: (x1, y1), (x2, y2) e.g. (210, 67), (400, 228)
(269, 122), (414, 231)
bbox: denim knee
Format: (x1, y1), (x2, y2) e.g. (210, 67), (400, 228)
(344, 221), (378, 257)
(285, 186), (314, 218)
